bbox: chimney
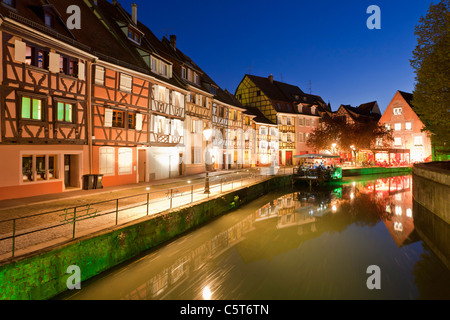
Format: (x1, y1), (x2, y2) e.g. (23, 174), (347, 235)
(170, 35), (177, 50)
(268, 74), (273, 84)
(131, 3), (137, 25)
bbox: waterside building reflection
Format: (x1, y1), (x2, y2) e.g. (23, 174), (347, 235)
(119, 175), (417, 300)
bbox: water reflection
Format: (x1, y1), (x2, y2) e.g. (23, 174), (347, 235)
(62, 175), (450, 300)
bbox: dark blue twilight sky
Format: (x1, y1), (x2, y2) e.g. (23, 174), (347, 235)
(116, 0), (435, 114)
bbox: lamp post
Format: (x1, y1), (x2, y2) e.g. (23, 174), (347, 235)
(203, 128), (212, 194)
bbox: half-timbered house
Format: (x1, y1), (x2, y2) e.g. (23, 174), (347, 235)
(0, 0), (94, 200)
(70, 0), (188, 183)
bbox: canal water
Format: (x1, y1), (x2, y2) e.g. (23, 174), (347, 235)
(59, 174), (450, 300)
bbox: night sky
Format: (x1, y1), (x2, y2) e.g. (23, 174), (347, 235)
(115, 0), (435, 114)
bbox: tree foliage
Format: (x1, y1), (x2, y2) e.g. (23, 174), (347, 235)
(307, 116), (393, 158)
(410, 0), (450, 154)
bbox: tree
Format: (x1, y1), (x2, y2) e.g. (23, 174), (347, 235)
(410, 0), (450, 159)
(307, 117), (392, 165)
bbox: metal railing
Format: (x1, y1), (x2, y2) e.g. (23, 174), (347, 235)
(0, 168), (294, 261)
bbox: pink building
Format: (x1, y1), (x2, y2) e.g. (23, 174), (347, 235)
(378, 91), (432, 163)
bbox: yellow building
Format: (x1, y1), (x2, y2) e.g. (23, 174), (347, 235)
(235, 74), (329, 166)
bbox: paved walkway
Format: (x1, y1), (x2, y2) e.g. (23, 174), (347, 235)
(0, 167), (292, 262)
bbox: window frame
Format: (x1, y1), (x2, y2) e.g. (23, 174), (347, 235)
(54, 98), (76, 124)
(112, 109), (125, 128)
(20, 94), (44, 122)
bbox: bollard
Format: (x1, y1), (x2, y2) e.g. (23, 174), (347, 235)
(73, 207), (77, 238)
(146, 193), (149, 216)
(12, 219), (16, 257)
(115, 199), (119, 225)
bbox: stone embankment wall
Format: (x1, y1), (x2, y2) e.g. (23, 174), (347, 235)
(0, 175), (291, 300)
(412, 161), (450, 270)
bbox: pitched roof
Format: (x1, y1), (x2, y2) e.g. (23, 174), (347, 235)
(243, 107), (276, 125)
(398, 91), (413, 107)
(242, 74), (329, 116)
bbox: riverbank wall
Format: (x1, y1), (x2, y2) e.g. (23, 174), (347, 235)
(0, 175), (291, 300)
(412, 161), (450, 270)
(342, 166), (412, 177)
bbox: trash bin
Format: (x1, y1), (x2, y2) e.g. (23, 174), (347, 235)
(83, 174), (96, 190)
(94, 174), (104, 189)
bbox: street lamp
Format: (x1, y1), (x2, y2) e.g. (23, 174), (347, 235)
(203, 128), (213, 194)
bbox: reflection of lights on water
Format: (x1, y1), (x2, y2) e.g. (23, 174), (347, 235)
(332, 205), (337, 212)
(202, 286), (212, 300)
(406, 208), (412, 218)
(352, 181), (356, 187)
(350, 193), (354, 200)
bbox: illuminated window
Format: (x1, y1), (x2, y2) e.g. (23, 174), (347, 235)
(393, 107), (402, 115)
(36, 155), (45, 180)
(414, 136), (423, 146)
(56, 102), (74, 122)
(112, 110), (124, 128)
(405, 122), (412, 130)
(22, 155), (33, 182)
(128, 112), (136, 129)
(128, 27), (141, 44)
(48, 155), (56, 179)
(394, 137), (402, 145)
(385, 124), (391, 131)
(394, 123), (401, 131)
(21, 96), (42, 120)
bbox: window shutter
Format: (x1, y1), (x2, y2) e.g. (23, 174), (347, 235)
(164, 118), (170, 135)
(179, 94), (185, 108)
(14, 40), (26, 63)
(170, 119), (175, 136)
(153, 85), (159, 101)
(78, 61), (85, 80)
(95, 66), (105, 85)
(104, 108), (113, 127)
(135, 113), (143, 131)
(186, 94), (191, 103)
(49, 52), (60, 73)
(165, 88), (170, 104)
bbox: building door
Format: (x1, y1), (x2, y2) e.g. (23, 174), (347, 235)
(138, 149), (146, 182)
(64, 155), (71, 188)
(279, 151), (283, 166)
(179, 153), (184, 176)
(286, 151), (292, 166)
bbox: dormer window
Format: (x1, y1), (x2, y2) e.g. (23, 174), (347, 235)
(194, 72), (199, 85)
(128, 26), (142, 44)
(45, 12), (55, 28)
(150, 56), (172, 78)
(181, 67), (187, 79)
(2, 0), (16, 8)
